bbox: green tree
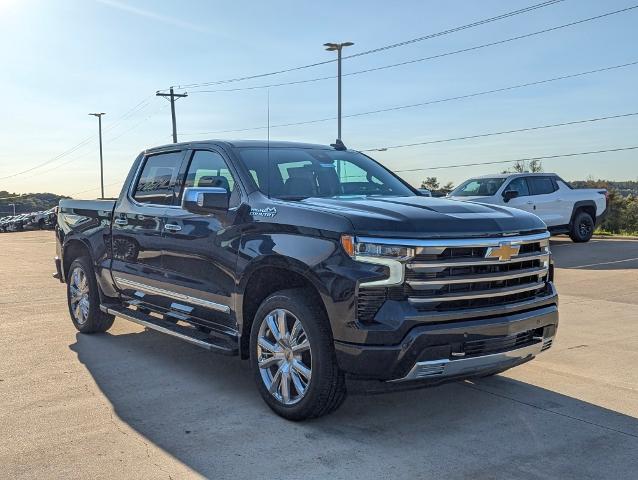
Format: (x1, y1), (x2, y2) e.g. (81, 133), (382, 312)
(502, 160), (543, 174)
(421, 177), (439, 191)
(441, 181), (455, 194)
(0, 192), (69, 217)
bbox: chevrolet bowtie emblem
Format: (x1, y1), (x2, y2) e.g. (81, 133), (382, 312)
(486, 242), (520, 261)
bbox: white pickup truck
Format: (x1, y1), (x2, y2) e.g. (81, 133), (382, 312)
(448, 173), (608, 242)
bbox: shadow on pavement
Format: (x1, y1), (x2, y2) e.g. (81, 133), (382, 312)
(70, 329), (638, 479)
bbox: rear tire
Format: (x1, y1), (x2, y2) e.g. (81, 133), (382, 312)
(66, 257), (114, 333)
(569, 211), (594, 243)
(249, 289), (346, 420)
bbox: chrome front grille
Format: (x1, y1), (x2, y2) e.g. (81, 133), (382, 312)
(404, 233), (550, 310)
(356, 232), (551, 321)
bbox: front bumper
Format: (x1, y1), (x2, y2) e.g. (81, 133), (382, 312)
(392, 335), (552, 382)
(334, 303), (558, 382)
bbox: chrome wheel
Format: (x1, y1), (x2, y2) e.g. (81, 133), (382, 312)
(69, 266), (90, 325)
(257, 308), (312, 405)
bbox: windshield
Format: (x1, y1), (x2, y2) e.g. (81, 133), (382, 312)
(451, 177), (506, 197)
(234, 147), (415, 199)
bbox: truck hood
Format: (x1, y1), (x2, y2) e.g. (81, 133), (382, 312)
(298, 196), (546, 238)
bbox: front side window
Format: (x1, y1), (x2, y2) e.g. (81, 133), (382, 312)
(528, 176), (556, 195)
(505, 177), (530, 197)
(451, 178), (506, 197)
(133, 151), (184, 205)
(234, 148), (414, 199)
(184, 150), (240, 207)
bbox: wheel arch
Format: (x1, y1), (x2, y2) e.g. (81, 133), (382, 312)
(570, 200), (596, 226)
(62, 238), (94, 282)
(238, 257), (330, 359)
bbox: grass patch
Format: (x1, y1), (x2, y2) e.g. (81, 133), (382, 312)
(594, 229), (638, 237)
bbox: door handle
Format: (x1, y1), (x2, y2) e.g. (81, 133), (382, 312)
(526, 201), (534, 205)
(114, 218), (128, 225)
(164, 224), (182, 232)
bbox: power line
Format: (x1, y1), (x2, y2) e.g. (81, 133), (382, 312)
(63, 145), (638, 196)
(181, 60), (638, 136)
(361, 112), (638, 151)
(189, 5), (638, 95)
(344, 0), (565, 60)
(392, 146), (638, 172)
(0, 95), (155, 180)
(33, 102), (170, 176)
(166, 0), (565, 91)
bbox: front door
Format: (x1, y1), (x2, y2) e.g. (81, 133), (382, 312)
(503, 177), (535, 215)
(110, 149), (187, 304)
(160, 148), (245, 334)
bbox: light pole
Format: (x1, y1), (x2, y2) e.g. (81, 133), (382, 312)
(324, 41), (354, 143)
(89, 113), (106, 198)
(8, 203), (16, 216)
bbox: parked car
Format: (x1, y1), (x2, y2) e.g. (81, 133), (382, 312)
(448, 173), (607, 242)
(27, 211), (48, 229)
(418, 188), (432, 197)
(7, 214), (28, 231)
(43, 208), (57, 229)
(55, 140), (558, 420)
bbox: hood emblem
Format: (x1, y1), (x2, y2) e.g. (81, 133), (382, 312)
(486, 242), (520, 261)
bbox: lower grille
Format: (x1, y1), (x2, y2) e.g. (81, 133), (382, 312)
(463, 329), (540, 357)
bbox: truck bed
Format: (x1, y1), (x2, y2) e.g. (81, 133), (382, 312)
(59, 199), (117, 212)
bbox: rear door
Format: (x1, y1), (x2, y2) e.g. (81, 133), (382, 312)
(159, 148), (245, 333)
(527, 176), (563, 226)
(110, 149), (187, 303)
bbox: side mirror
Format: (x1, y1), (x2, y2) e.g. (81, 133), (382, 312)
(182, 187), (229, 214)
(502, 190), (519, 203)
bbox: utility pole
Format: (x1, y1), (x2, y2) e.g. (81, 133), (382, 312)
(324, 42), (354, 142)
(156, 87), (188, 143)
(88, 113), (106, 199)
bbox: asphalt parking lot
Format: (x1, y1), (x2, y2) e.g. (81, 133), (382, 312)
(1, 231), (637, 479)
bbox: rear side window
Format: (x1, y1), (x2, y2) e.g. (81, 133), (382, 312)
(133, 151), (184, 205)
(528, 176), (557, 195)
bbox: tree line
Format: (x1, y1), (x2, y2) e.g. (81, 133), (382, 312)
(0, 192), (70, 217)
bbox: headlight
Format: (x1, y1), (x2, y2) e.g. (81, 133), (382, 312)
(340, 235), (413, 286)
(340, 235), (414, 261)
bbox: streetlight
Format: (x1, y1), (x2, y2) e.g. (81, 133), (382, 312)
(324, 41), (354, 144)
(89, 112), (106, 199)
(8, 203), (16, 216)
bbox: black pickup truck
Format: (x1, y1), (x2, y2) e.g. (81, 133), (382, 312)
(55, 140), (558, 420)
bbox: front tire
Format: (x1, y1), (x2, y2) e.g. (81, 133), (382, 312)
(249, 289), (346, 420)
(66, 257), (114, 333)
(569, 211), (594, 243)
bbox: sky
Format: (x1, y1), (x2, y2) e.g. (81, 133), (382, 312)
(0, 0), (637, 199)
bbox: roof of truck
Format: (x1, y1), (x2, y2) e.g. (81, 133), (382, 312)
(145, 139), (338, 153)
(470, 172), (559, 179)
